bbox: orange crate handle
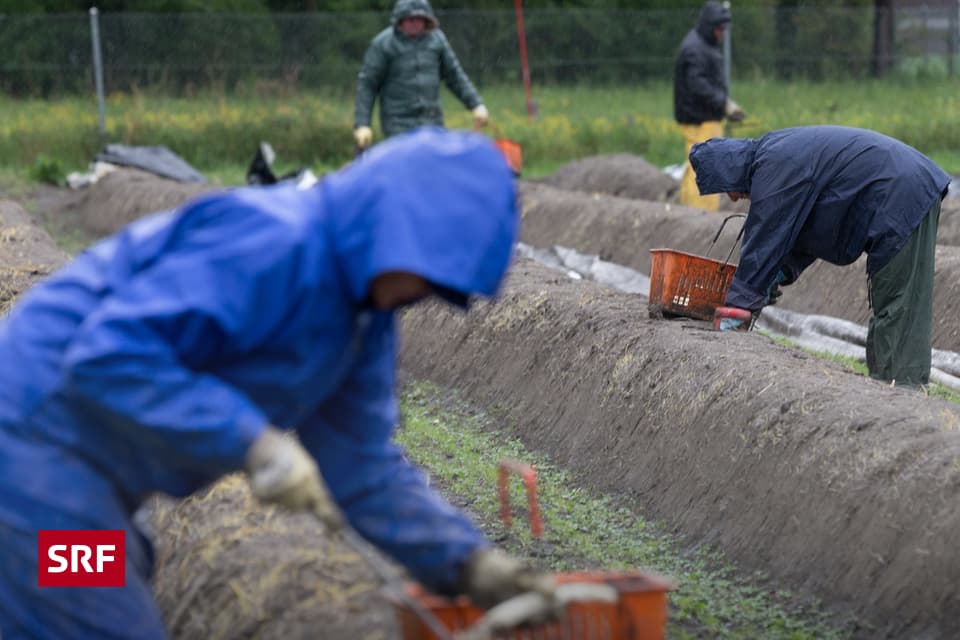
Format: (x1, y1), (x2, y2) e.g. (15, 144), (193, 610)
(498, 459), (543, 539)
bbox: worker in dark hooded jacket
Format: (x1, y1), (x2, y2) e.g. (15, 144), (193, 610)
(353, 0), (488, 150)
(0, 128), (554, 639)
(674, 0), (745, 211)
(690, 125), (950, 386)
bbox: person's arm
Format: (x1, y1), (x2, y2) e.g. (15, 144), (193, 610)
(297, 312), (487, 595)
(355, 37), (390, 129)
(726, 163), (817, 310)
(61, 204), (301, 476)
(437, 31), (482, 111)
(682, 48), (726, 115)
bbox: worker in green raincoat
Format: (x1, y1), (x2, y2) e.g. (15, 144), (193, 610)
(353, 0), (489, 150)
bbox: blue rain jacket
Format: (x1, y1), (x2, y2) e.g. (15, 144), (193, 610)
(0, 127), (517, 639)
(690, 126), (950, 310)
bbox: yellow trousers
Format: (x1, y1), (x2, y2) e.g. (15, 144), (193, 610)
(679, 121), (724, 212)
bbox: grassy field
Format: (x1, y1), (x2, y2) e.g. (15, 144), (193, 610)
(6, 78), (960, 185)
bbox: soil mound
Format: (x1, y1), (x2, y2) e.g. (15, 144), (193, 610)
(399, 259), (960, 639)
(535, 153), (748, 212)
(0, 201), (68, 312)
(536, 154), (680, 202)
(150, 475), (395, 640)
(64, 169), (216, 237)
(519, 182), (960, 353)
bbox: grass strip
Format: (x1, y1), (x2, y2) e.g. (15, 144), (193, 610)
(397, 381), (850, 639)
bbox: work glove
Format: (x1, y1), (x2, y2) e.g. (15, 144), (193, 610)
(353, 126), (373, 150)
(765, 270), (787, 306)
(245, 426), (344, 531)
(724, 98), (746, 122)
(472, 104), (490, 128)
(459, 547), (556, 610)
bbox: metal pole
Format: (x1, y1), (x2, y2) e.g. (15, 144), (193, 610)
(89, 7), (106, 138)
(722, 1), (732, 88)
(514, 0), (536, 120)
(951, 0), (959, 77)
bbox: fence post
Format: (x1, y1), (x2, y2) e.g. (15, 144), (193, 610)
(950, 0), (959, 77)
(723, 1), (732, 87)
(89, 7), (106, 139)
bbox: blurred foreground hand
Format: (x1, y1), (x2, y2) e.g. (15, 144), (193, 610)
(245, 426), (343, 531)
(460, 547), (555, 609)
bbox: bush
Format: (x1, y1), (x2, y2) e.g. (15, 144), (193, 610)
(28, 154), (65, 185)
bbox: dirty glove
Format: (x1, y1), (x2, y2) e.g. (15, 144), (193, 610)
(353, 126), (373, 150)
(724, 98), (746, 122)
(459, 547), (556, 610)
(245, 426), (343, 530)
(472, 104), (490, 128)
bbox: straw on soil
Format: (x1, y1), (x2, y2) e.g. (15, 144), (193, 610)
(150, 475), (396, 640)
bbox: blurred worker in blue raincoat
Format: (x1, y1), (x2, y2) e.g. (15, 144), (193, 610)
(690, 125), (950, 386)
(0, 127), (552, 639)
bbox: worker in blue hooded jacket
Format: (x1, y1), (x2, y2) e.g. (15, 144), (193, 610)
(690, 125), (950, 386)
(0, 127), (554, 639)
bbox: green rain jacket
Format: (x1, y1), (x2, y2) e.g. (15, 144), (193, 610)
(354, 0), (483, 138)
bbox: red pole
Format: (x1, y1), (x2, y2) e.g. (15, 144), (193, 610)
(514, 0), (535, 119)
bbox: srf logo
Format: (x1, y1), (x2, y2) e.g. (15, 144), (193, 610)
(38, 530), (125, 587)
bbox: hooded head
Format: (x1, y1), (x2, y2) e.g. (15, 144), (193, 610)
(323, 127), (518, 310)
(688, 137), (758, 196)
(696, 0), (732, 44)
(391, 0), (439, 31)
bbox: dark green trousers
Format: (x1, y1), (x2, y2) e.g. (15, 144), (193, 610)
(866, 198), (941, 386)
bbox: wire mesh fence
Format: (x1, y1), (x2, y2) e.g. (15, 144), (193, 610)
(2, 5), (959, 97)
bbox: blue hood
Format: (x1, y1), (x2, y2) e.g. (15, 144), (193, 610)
(323, 127), (518, 309)
(689, 137), (758, 195)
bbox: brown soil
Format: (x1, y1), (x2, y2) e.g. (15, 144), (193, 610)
(0, 201), (68, 312)
(519, 181), (960, 353)
(399, 259), (960, 639)
(149, 475), (397, 640)
(59, 168), (216, 238)
(535, 153), (749, 212)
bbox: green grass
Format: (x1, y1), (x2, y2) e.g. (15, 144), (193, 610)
(5, 78), (960, 182)
(397, 381), (850, 640)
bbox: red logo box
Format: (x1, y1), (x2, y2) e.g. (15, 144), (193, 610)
(38, 530), (126, 587)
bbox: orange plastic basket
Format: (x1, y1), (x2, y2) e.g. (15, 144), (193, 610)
(648, 214), (745, 321)
(648, 249), (736, 321)
(494, 138), (523, 176)
(386, 570), (674, 640)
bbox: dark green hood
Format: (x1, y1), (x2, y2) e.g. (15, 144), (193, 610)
(391, 0), (439, 30)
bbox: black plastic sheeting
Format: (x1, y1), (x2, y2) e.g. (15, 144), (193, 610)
(95, 144), (207, 183)
(516, 242), (960, 390)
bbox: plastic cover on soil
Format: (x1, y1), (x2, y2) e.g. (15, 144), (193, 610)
(399, 260), (960, 639)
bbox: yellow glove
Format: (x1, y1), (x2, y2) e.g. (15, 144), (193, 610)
(459, 548), (555, 609)
(472, 104), (490, 128)
(353, 126), (373, 150)
(724, 99), (746, 122)
(245, 426), (343, 530)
